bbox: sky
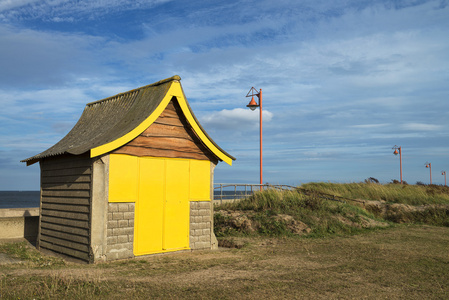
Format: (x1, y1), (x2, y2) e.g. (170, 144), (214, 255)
(0, 0), (448, 190)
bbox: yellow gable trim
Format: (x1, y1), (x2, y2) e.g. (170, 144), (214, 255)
(90, 81), (233, 166)
(171, 83), (233, 166)
(90, 82), (174, 158)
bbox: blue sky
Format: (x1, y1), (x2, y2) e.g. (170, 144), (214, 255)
(1, 0), (448, 190)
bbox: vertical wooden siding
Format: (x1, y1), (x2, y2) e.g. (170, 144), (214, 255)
(40, 154), (92, 262)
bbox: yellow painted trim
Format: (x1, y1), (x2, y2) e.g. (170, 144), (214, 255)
(90, 82), (175, 158)
(171, 83), (233, 166)
(90, 80), (233, 166)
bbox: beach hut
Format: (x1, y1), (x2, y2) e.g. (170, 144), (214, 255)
(22, 75), (235, 263)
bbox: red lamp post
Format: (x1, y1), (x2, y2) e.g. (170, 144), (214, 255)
(246, 87), (263, 187)
(425, 162), (432, 185)
(392, 145), (402, 184)
(442, 171), (446, 186)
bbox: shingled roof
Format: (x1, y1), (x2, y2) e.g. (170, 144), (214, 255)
(22, 75), (235, 166)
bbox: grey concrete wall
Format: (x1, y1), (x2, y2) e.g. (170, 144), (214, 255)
(209, 162), (218, 250)
(190, 201), (212, 250)
(90, 156), (108, 262)
(0, 208), (39, 241)
(106, 203), (134, 261)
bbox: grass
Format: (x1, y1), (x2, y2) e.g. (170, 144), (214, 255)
(0, 275), (109, 299)
(0, 226), (448, 299)
(1, 182), (448, 298)
(0, 241), (65, 268)
(301, 182), (449, 205)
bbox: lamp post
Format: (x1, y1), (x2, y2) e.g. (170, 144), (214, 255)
(442, 171), (446, 186)
(246, 87), (263, 187)
(425, 162), (432, 185)
(392, 145), (402, 184)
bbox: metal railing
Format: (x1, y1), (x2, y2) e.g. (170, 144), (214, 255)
(213, 184), (367, 207)
(213, 183), (295, 205)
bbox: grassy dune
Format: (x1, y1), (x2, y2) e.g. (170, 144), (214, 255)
(214, 183), (449, 238)
(215, 188), (383, 238)
(301, 182), (449, 205)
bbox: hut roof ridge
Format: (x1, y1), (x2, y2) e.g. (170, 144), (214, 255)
(86, 75), (181, 107)
(22, 75), (235, 166)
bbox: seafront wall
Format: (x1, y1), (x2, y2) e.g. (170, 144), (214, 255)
(0, 207), (39, 241)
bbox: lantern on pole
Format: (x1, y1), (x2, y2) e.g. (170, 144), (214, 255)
(246, 87), (263, 187)
(392, 145), (402, 184)
(425, 162), (432, 185)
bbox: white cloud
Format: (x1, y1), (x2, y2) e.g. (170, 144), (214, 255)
(0, 0), (172, 20)
(201, 108), (273, 131)
(0, 0), (40, 11)
(0, 24), (107, 87)
(401, 123), (442, 131)
(351, 124), (390, 129)
(51, 16), (74, 22)
(0, 88), (90, 115)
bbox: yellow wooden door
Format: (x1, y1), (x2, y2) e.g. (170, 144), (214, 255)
(163, 159), (190, 250)
(134, 157), (190, 255)
(134, 157), (165, 255)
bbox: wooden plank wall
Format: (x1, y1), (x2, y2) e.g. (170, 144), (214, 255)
(113, 99), (218, 163)
(40, 153), (92, 262)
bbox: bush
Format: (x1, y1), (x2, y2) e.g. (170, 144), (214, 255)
(365, 177), (379, 184)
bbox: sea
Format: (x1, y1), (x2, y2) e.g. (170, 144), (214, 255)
(0, 191), (40, 209)
(0, 190), (244, 209)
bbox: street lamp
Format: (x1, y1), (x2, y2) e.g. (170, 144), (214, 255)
(246, 87), (263, 186)
(442, 171), (446, 186)
(425, 162), (432, 185)
(392, 145), (402, 184)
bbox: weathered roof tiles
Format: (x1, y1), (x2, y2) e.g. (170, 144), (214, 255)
(22, 75), (235, 166)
